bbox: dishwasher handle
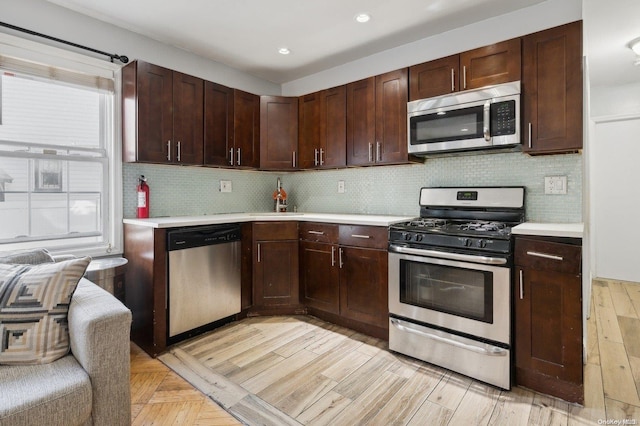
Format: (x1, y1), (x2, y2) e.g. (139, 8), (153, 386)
(168, 224), (241, 251)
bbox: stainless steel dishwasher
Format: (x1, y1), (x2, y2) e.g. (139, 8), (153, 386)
(167, 224), (241, 341)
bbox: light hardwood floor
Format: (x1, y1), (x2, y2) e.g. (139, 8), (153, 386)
(131, 278), (640, 425)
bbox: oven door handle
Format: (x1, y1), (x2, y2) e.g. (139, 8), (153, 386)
(390, 318), (508, 357)
(389, 245), (507, 265)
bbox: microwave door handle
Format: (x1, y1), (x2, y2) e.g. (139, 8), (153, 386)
(483, 101), (491, 142)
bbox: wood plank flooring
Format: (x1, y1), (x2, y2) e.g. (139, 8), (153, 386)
(131, 278), (640, 425)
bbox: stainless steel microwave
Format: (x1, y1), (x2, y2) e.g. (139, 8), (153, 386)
(408, 81), (521, 155)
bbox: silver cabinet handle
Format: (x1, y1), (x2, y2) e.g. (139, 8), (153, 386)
(351, 234), (371, 239)
(339, 248), (344, 268)
(451, 68), (455, 92)
(314, 149), (319, 166)
(483, 101), (491, 141)
(229, 148), (234, 166)
(177, 141), (181, 162)
(319, 148), (324, 166)
(237, 148), (241, 166)
(527, 251), (564, 261)
(257, 243), (261, 263)
(376, 142), (381, 162)
(292, 151), (296, 168)
(528, 122), (532, 149)
(308, 230), (325, 235)
(463, 65), (467, 89)
(167, 140), (171, 161)
(368, 143), (373, 162)
(519, 269), (524, 300)
(331, 246), (336, 267)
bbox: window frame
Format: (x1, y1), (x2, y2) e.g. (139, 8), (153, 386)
(0, 32), (123, 258)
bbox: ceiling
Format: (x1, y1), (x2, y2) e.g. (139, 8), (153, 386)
(42, 0), (640, 88)
(44, 0), (548, 84)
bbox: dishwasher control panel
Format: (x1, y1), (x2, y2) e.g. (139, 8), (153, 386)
(168, 224), (241, 251)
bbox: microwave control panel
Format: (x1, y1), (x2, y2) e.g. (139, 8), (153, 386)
(491, 100), (516, 136)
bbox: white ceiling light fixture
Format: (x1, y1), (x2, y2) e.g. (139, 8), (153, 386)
(278, 47), (291, 55)
(355, 13), (371, 23)
(629, 37), (640, 66)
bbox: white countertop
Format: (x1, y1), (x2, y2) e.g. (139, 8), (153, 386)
(512, 222), (584, 239)
(123, 212), (415, 228)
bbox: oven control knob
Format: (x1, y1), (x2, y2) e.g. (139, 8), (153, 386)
(415, 234), (423, 242)
(477, 239), (487, 248)
(464, 238), (473, 247)
(404, 233), (412, 241)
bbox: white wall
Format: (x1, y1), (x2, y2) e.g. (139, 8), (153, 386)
(0, 0), (280, 96)
(281, 0), (583, 96)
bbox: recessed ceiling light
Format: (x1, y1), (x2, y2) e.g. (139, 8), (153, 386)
(355, 13), (371, 23)
(278, 47), (291, 55)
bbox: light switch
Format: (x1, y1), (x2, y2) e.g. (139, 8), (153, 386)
(544, 176), (567, 195)
(338, 180), (345, 193)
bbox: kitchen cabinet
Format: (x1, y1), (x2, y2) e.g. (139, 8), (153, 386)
(260, 96), (299, 170)
(251, 222), (302, 314)
(299, 222), (389, 338)
(347, 69), (409, 166)
(522, 21), (582, 154)
(123, 223), (168, 357)
(514, 235), (583, 404)
(299, 223), (340, 314)
(298, 86), (347, 169)
(409, 38), (521, 100)
(123, 60), (204, 165)
(204, 86), (260, 168)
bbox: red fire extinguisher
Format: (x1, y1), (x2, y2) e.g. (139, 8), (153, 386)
(137, 175), (149, 218)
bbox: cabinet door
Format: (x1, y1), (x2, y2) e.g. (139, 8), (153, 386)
(300, 241), (339, 314)
(320, 86), (347, 168)
(298, 92), (321, 169)
(339, 246), (388, 329)
(460, 38), (521, 90)
(254, 240), (299, 306)
(172, 71), (204, 165)
(514, 266), (582, 384)
(523, 21), (582, 154)
(204, 81), (234, 167)
(409, 55), (460, 100)
(346, 77), (376, 166)
(135, 61), (173, 163)
(375, 69), (408, 165)
(234, 90), (260, 168)
(260, 96), (299, 170)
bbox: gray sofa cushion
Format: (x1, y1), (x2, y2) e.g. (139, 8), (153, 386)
(0, 249), (54, 265)
(0, 355), (92, 426)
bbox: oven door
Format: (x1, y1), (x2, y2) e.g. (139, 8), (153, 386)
(388, 246), (511, 345)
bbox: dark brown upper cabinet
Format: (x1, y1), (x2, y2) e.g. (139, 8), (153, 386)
(409, 38), (521, 101)
(123, 60), (203, 165)
(522, 21), (583, 154)
(347, 69), (409, 166)
(260, 96), (299, 170)
(299, 85), (347, 169)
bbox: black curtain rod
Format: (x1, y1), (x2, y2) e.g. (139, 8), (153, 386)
(0, 21), (129, 64)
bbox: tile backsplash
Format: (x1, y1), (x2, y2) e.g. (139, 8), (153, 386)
(123, 151), (582, 222)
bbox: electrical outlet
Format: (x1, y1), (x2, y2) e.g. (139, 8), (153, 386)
(544, 176), (567, 195)
(220, 180), (232, 193)
(338, 180), (345, 193)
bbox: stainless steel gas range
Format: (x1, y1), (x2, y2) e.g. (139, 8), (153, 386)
(388, 186), (525, 390)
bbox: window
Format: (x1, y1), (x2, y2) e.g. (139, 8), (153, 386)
(0, 33), (122, 256)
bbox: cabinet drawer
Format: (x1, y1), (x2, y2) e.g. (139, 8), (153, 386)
(515, 237), (581, 274)
(253, 221), (298, 240)
(299, 222), (338, 243)
(339, 225), (388, 249)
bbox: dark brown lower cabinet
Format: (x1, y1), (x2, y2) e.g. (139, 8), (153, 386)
(250, 222), (303, 315)
(300, 240), (340, 314)
(339, 246), (388, 329)
(514, 236), (583, 403)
